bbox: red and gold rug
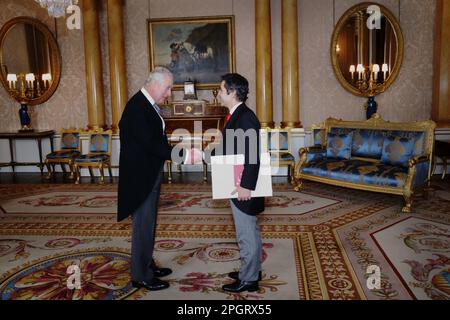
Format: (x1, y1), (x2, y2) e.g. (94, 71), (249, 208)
(0, 182), (448, 300)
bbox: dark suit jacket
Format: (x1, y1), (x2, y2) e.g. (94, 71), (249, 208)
(220, 103), (265, 216)
(117, 90), (173, 222)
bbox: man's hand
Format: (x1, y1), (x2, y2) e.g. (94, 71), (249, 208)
(231, 186), (252, 201)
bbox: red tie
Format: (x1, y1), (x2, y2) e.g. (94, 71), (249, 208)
(225, 113), (231, 124)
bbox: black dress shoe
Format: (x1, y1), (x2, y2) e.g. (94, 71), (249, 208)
(228, 271), (262, 281)
(152, 267), (172, 278)
(222, 280), (259, 293)
(132, 278), (170, 291)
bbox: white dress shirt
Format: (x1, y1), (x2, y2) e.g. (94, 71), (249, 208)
(185, 102), (243, 164)
(141, 88), (165, 133)
(229, 102), (243, 117)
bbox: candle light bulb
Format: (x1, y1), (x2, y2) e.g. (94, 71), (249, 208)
(42, 73), (52, 88)
(25, 73), (35, 89)
(349, 65), (356, 80)
(373, 64), (380, 81)
(382, 63), (389, 81)
(357, 64), (364, 80)
(7, 73), (17, 90)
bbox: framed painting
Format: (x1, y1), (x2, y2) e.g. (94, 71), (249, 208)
(148, 15), (235, 90)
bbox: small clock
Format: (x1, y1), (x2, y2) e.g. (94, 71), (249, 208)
(183, 79), (197, 100)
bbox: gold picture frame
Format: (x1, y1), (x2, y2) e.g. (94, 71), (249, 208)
(0, 16), (62, 106)
(148, 15), (236, 91)
(330, 2), (404, 98)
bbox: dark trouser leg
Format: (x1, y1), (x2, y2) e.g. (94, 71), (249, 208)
(150, 172), (162, 269)
(131, 171), (162, 282)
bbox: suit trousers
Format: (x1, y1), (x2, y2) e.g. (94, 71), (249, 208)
(230, 200), (262, 282)
(131, 168), (163, 282)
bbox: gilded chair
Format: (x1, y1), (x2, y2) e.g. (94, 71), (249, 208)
(74, 129), (113, 184)
(44, 128), (81, 180)
(267, 128), (295, 184)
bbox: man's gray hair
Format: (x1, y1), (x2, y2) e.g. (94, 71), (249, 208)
(145, 66), (173, 86)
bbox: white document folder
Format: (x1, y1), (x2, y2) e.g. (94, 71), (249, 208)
(210, 153), (273, 200)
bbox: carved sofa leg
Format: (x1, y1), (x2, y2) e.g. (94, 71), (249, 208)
(402, 194), (413, 213)
(294, 179), (303, 192)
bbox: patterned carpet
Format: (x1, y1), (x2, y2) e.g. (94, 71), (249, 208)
(0, 181), (449, 300)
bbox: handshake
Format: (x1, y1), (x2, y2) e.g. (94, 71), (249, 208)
(184, 148), (204, 165)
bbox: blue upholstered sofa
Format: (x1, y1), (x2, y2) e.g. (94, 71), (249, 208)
(294, 114), (436, 213)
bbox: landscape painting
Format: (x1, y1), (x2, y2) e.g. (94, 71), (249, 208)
(148, 16), (235, 90)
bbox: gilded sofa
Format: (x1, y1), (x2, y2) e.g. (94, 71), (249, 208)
(294, 114), (436, 213)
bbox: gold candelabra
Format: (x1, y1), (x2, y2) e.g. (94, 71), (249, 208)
(6, 73), (50, 132)
(8, 73), (27, 103)
(348, 63), (390, 119)
(7, 73), (52, 102)
(349, 63), (389, 96)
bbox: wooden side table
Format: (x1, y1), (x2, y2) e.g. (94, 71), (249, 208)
(161, 103), (228, 183)
(433, 140), (450, 179)
(0, 130), (55, 174)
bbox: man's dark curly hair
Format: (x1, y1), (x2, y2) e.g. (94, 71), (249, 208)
(221, 73), (249, 103)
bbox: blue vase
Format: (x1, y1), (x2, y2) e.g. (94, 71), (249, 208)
(18, 104), (31, 129)
(366, 96), (377, 119)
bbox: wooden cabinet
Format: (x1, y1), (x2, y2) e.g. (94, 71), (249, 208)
(161, 101), (227, 182)
(161, 101), (228, 135)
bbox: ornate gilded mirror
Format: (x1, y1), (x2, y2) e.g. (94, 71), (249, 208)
(0, 16), (61, 107)
(331, 2), (404, 98)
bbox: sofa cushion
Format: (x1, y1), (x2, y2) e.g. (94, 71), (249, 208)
(395, 131), (425, 157)
(380, 131), (425, 157)
(329, 128), (426, 159)
(312, 128), (326, 147)
(381, 136), (415, 167)
(302, 159), (408, 188)
(412, 132), (425, 157)
(326, 132), (353, 160)
(352, 129), (384, 159)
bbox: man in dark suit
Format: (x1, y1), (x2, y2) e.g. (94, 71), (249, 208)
(217, 73), (265, 293)
(117, 67), (174, 291)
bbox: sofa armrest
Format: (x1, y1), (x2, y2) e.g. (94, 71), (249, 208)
(406, 155), (431, 190)
(299, 146), (327, 162)
(295, 146), (327, 181)
(408, 155), (429, 168)
(299, 146), (326, 156)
